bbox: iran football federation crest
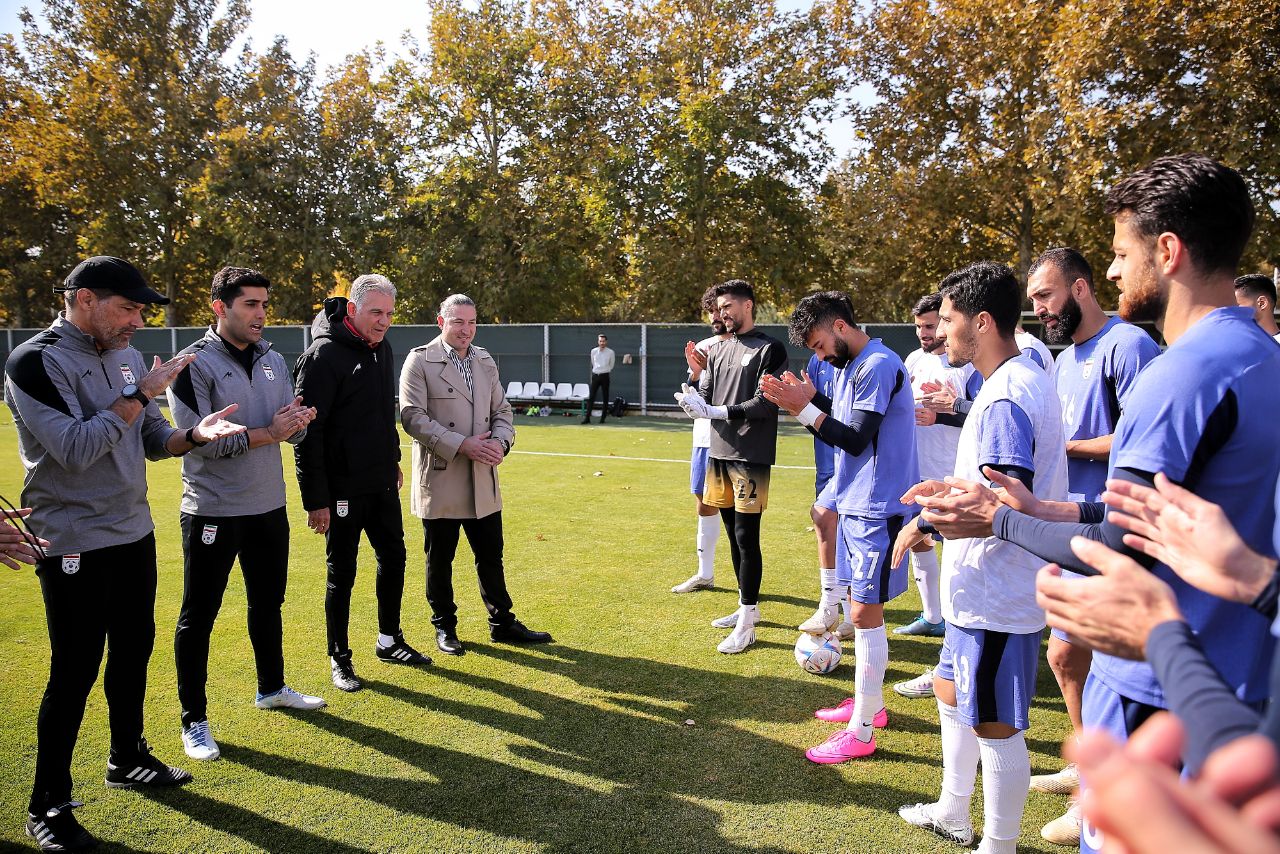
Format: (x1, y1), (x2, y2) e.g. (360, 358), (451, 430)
(62, 554), (80, 575)
(336, 500), (349, 518)
(741, 352), (753, 367)
(263, 364), (276, 381)
(120, 363), (136, 384)
(201, 524), (218, 545)
(1082, 358), (1094, 380)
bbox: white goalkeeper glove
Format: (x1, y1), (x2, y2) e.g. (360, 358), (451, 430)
(674, 384), (727, 420)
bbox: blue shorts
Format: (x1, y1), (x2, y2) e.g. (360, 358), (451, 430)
(935, 623), (1040, 731)
(815, 470), (834, 500)
(837, 515), (909, 604)
(1077, 673), (1265, 853)
(690, 446), (709, 496)
(1079, 673), (1165, 854)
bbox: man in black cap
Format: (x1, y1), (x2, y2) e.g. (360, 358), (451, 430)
(4, 256), (245, 852)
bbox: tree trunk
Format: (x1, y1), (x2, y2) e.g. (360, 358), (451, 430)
(1016, 195), (1034, 284)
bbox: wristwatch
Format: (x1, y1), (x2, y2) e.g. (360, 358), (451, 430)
(121, 383), (150, 408)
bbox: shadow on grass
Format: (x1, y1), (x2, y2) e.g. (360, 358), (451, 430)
(139, 787), (369, 854)
(222, 737), (801, 854)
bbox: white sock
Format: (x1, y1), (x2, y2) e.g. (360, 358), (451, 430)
(977, 731), (1030, 853)
(936, 699), (979, 824)
(732, 604), (759, 635)
(911, 548), (942, 624)
(696, 514), (718, 580)
(818, 567), (839, 606)
(846, 626), (888, 739)
(839, 586), (854, 622)
(377, 633), (396, 648)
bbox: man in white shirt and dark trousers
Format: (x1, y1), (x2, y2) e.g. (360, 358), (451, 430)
(583, 334), (615, 423)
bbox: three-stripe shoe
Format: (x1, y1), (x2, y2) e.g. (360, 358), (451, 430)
(26, 801), (96, 852)
(105, 739), (193, 789)
(375, 635), (432, 667)
(255, 685), (327, 711)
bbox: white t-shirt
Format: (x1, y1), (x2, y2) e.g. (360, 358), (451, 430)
(1014, 329), (1054, 375)
(904, 348), (974, 481)
(941, 353), (1069, 633)
(691, 334), (726, 448)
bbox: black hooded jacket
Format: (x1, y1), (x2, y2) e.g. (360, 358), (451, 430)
(293, 296), (400, 510)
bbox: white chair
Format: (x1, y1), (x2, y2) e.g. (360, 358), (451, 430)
(521, 382), (540, 399)
(506, 381), (524, 399)
(538, 382), (556, 397)
(553, 382), (573, 400)
(570, 383), (589, 400)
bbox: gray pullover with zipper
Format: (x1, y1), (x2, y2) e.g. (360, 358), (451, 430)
(3, 314), (179, 555)
(168, 327), (305, 517)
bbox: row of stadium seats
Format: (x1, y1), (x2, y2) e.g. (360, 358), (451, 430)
(506, 381), (590, 402)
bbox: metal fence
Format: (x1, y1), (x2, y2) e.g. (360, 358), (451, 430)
(0, 322), (929, 413)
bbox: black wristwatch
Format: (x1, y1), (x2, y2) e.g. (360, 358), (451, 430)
(185, 428), (210, 447)
(121, 383), (150, 408)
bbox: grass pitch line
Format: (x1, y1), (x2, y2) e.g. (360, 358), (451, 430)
(508, 449), (813, 470)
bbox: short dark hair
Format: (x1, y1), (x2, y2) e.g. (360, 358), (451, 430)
(912, 292), (942, 317)
(212, 266), (270, 305)
(788, 291), (857, 347)
(1104, 154), (1254, 275)
(939, 262), (1021, 337)
(598, 333), (608, 341)
(1029, 247), (1094, 290)
(711, 279), (755, 312)
(1235, 273), (1277, 306)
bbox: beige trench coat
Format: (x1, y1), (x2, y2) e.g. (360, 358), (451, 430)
(399, 335), (515, 520)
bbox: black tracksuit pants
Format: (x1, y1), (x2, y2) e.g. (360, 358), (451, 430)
(175, 508), (289, 727)
(324, 489), (406, 658)
(587, 372), (611, 420)
(30, 534), (157, 813)
(423, 511), (515, 633)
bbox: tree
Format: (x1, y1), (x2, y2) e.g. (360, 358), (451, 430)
(589, 0), (842, 319)
(13, 0), (247, 324)
(1049, 0), (1280, 272)
(825, 0), (1109, 305)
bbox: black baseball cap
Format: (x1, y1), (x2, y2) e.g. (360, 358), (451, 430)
(58, 256), (170, 305)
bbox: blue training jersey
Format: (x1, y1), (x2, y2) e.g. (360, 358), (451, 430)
(1092, 307), (1280, 706)
(830, 340), (919, 519)
(1053, 317), (1162, 501)
(807, 353), (836, 493)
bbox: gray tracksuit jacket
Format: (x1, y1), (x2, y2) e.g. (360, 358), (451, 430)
(3, 314), (179, 555)
(168, 328), (305, 517)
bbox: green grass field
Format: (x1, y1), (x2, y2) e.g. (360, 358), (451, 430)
(0, 415), (1073, 853)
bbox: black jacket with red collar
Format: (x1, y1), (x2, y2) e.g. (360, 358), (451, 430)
(293, 297), (400, 511)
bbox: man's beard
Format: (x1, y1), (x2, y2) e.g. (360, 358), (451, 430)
(824, 336), (852, 369)
(710, 319), (726, 335)
(1041, 294), (1083, 345)
(918, 336), (939, 353)
(944, 329), (975, 368)
(1118, 272), (1166, 323)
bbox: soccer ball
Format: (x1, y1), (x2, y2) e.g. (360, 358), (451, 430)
(794, 631), (843, 674)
